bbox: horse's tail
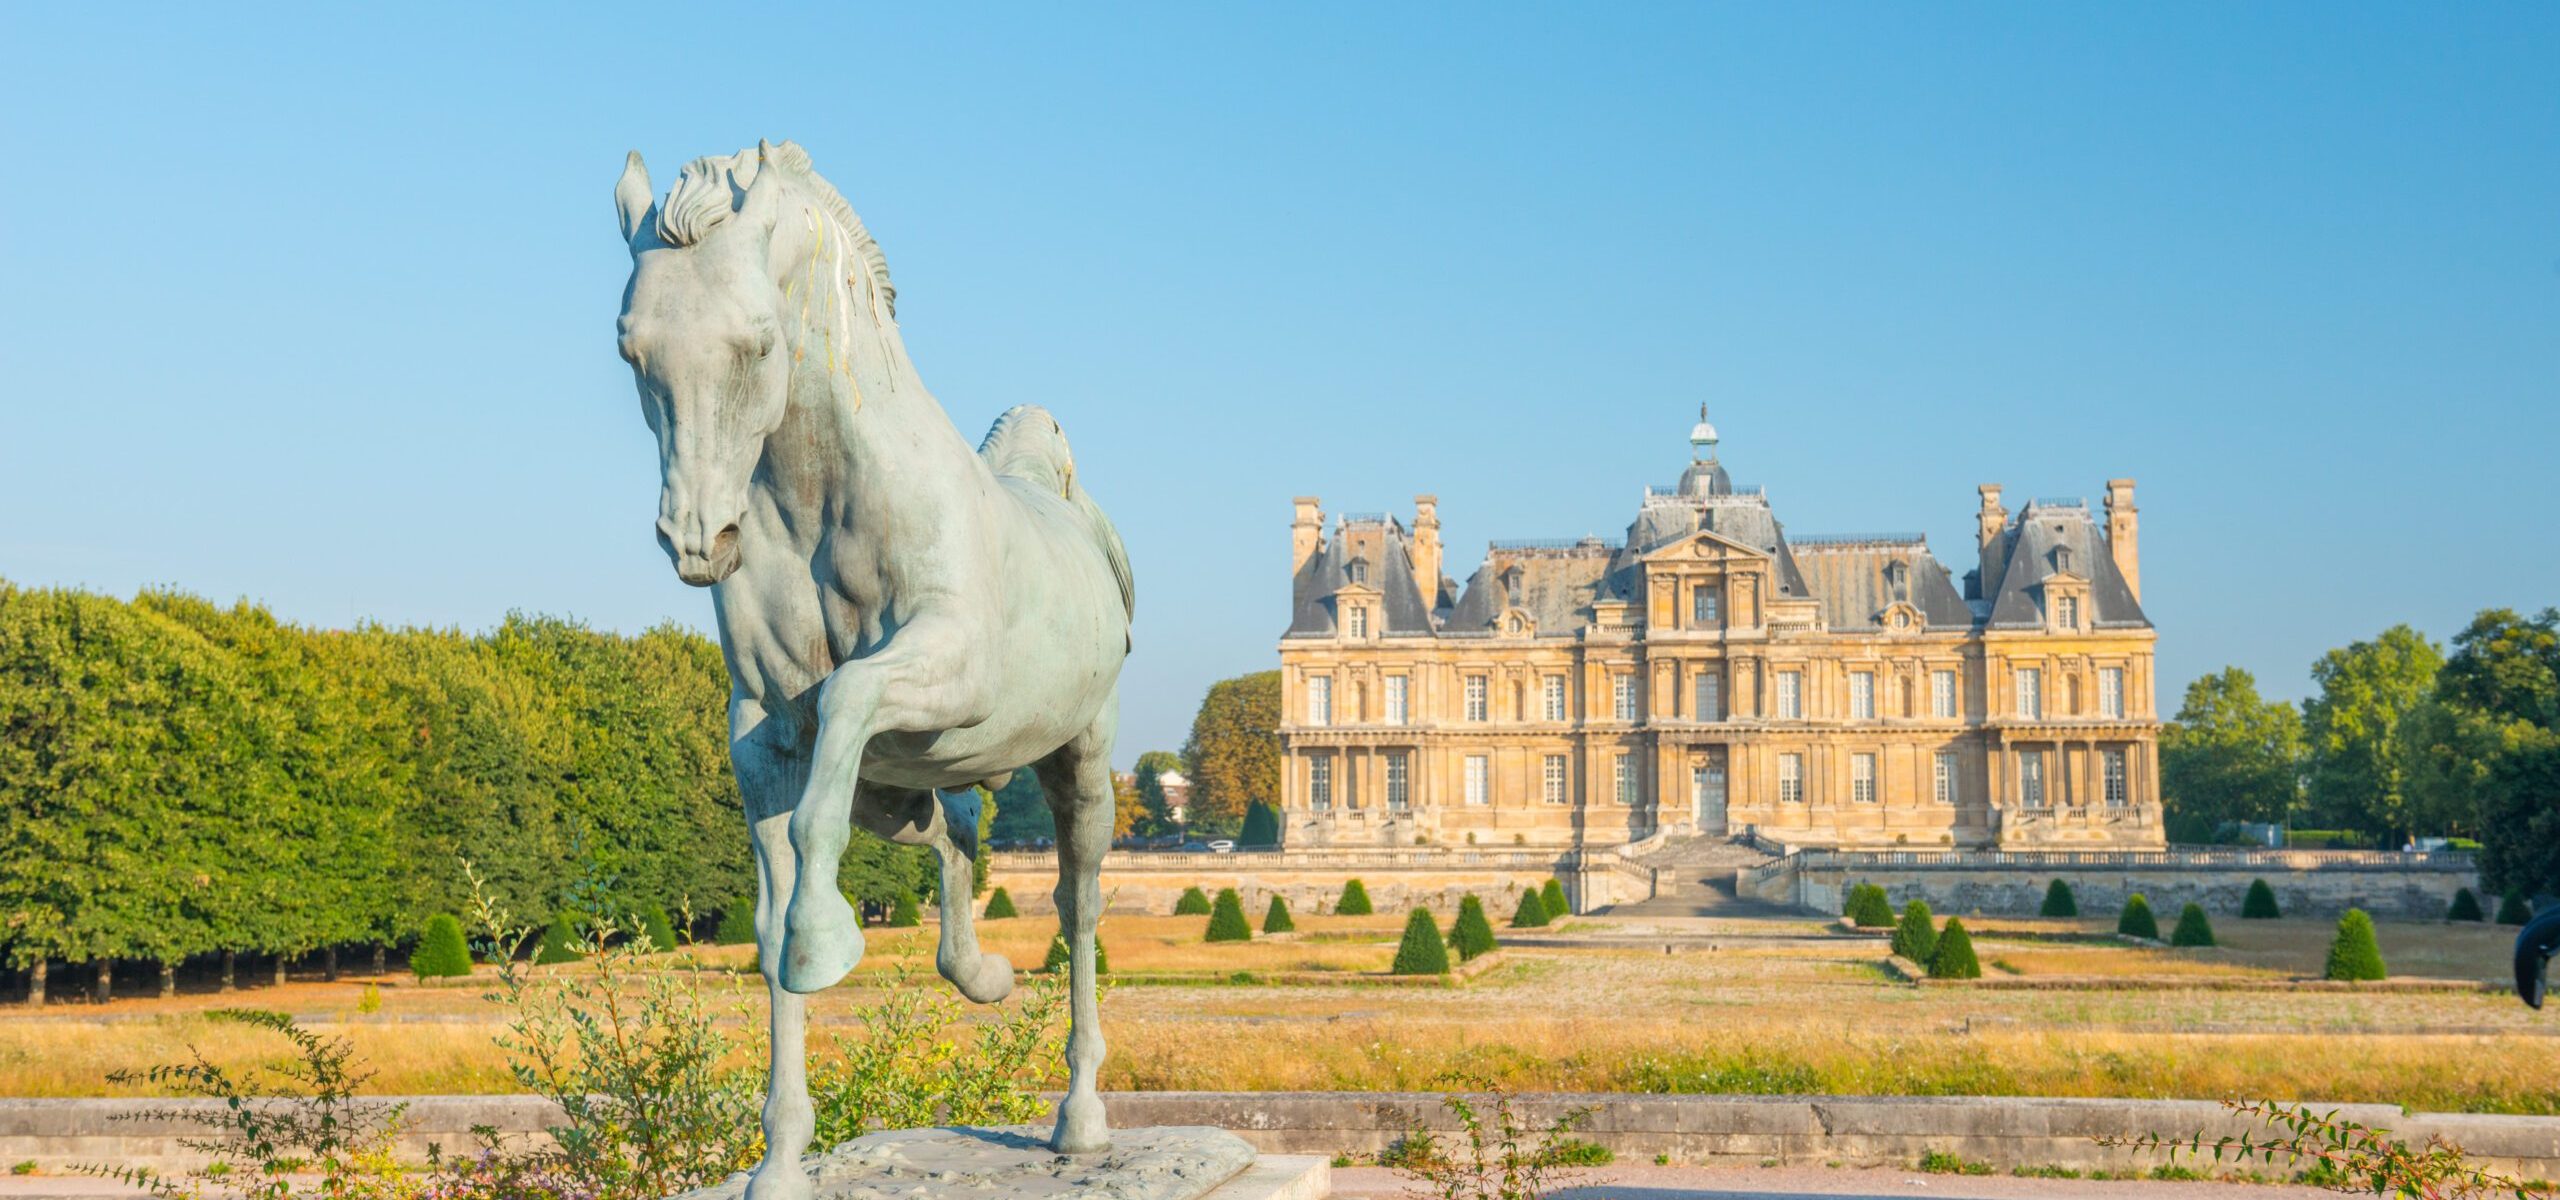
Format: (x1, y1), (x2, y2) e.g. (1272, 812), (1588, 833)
(979, 405), (1135, 626)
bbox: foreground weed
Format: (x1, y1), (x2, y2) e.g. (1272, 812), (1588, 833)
(1916, 1149), (1993, 1175)
(1390, 1076), (1600, 1200)
(2103, 1097), (2555, 1199)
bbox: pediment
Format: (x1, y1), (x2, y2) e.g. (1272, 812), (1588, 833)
(1330, 581), (1383, 600)
(1640, 528), (1768, 563)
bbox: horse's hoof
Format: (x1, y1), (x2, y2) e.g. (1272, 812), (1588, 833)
(944, 950), (1014, 1004)
(781, 891), (861, 994)
(1050, 1092), (1111, 1155)
(743, 1159), (815, 1200)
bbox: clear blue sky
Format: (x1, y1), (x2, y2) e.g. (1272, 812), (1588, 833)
(2, 5), (2554, 765)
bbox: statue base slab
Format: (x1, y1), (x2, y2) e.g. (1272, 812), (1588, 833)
(674, 1125), (1329, 1200)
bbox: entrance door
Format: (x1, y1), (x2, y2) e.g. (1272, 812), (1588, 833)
(1692, 753), (1728, 834)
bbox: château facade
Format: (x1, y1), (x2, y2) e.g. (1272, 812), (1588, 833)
(1275, 411), (2164, 850)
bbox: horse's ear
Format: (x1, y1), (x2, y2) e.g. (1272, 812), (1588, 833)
(615, 151), (655, 245)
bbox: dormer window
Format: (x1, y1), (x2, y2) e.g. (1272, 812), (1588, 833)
(1346, 558), (1369, 585)
(2053, 545), (2073, 575)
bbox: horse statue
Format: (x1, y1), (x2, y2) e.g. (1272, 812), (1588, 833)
(611, 140), (1133, 1198)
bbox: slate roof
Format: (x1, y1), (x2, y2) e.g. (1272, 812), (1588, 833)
(1790, 540), (1975, 631)
(1285, 518), (1438, 637)
(1983, 501), (2149, 630)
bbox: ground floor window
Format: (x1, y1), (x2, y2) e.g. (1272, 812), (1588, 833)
(2019, 749), (2046, 808)
(1386, 751), (1409, 811)
(1309, 755), (1332, 811)
(1778, 752), (1804, 804)
(1465, 754), (1490, 805)
(2103, 747), (2128, 806)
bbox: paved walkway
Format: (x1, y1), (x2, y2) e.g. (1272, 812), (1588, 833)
(1330, 1164), (2329, 1199)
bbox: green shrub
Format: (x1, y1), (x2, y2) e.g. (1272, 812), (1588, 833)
(1449, 895), (1498, 962)
(1336, 879), (1374, 916)
(534, 911), (584, 965)
(1544, 1139), (1614, 1166)
(888, 891), (921, 928)
(638, 903), (679, 953)
(1390, 908), (1450, 975)
(1891, 900), (1938, 964)
(2169, 903), (2216, 948)
(1540, 878), (1568, 919)
(2324, 909), (2387, 981)
(2117, 894), (2159, 940)
(1043, 932), (1109, 975)
(2242, 878), (2281, 919)
(1928, 919), (1982, 980)
(984, 887), (1018, 919)
(2499, 888), (2532, 926)
(411, 913), (472, 978)
(1205, 888), (1252, 942)
(2040, 879), (2078, 918)
(1174, 886), (1212, 916)
(1263, 894), (1296, 933)
(1240, 802), (1281, 848)
(2447, 887), (2484, 922)
(1511, 888), (1551, 928)
(713, 898), (756, 945)
(1848, 883), (1895, 928)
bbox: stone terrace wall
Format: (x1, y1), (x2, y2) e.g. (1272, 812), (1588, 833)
(984, 846), (1654, 919)
(1739, 848), (2481, 920)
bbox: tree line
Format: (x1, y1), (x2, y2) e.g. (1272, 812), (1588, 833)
(2162, 607), (2560, 892)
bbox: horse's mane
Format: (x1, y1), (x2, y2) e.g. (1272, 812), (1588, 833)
(657, 141), (896, 317)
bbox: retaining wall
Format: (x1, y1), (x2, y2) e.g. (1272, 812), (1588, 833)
(1740, 849), (2480, 920)
(984, 847), (1653, 919)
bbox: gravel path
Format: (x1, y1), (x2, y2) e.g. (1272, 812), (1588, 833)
(1327, 1164), (2332, 1199)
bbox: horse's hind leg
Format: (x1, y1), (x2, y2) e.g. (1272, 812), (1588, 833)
(1034, 712), (1118, 1155)
(853, 784), (1013, 1003)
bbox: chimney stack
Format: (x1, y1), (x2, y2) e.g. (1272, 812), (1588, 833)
(1291, 497), (1324, 576)
(2104, 478), (2140, 601)
(1976, 484), (2010, 590)
(1412, 494), (1442, 610)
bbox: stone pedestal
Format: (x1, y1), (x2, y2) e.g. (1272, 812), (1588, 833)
(672, 1126), (1329, 1200)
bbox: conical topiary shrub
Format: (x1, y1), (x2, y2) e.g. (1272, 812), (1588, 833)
(1043, 932), (1110, 976)
(2448, 887), (2484, 922)
(2242, 879), (2282, 919)
(2324, 909), (2387, 981)
(984, 887), (1019, 919)
(2040, 879), (2079, 918)
(638, 903), (680, 953)
(2117, 894), (2160, 940)
(2499, 888), (2533, 926)
(1205, 888), (1252, 942)
(1849, 883), (1896, 928)
(1891, 900), (1938, 965)
(888, 891), (922, 928)
(412, 914), (473, 979)
(1175, 886), (1213, 916)
(1336, 879), (1374, 916)
(534, 911), (584, 965)
(714, 899), (756, 945)
(1928, 918), (1982, 979)
(1541, 878), (1568, 920)
(1263, 894), (1296, 933)
(1390, 907), (1450, 975)
(2170, 903), (2216, 948)
(1240, 802), (1281, 848)
(1449, 895), (1498, 962)
(1512, 888), (1550, 928)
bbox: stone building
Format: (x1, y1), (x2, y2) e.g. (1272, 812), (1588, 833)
(1276, 410), (2163, 850)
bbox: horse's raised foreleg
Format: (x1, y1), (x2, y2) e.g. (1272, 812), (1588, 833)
(851, 784), (1014, 1003)
(1035, 703), (1118, 1155)
(734, 698), (819, 1200)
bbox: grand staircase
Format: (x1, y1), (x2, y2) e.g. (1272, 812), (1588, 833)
(1605, 834), (1798, 918)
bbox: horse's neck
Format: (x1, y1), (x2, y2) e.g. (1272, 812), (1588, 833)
(766, 289), (972, 542)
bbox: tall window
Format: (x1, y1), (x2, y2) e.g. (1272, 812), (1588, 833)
(2019, 750), (2046, 808)
(1850, 672), (1876, 720)
(1776, 671), (1803, 719)
(1464, 674), (1488, 722)
(2056, 595), (2079, 629)
(1613, 674), (1638, 721)
(1614, 753), (1637, 805)
(2015, 667), (2042, 719)
(1464, 754), (1490, 805)
(1931, 669), (1957, 719)
(1309, 755), (1332, 810)
(1778, 753), (1804, 804)
(2103, 747), (2128, 806)
(1541, 754), (1567, 804)
(1851, 753), (1877, 803)
(1346, 605), (1367, 637)
(1385, 751), (1409, 811)
(2099, 667), (2124, 719)
(1308, 676), (1332, 726)
(1695, 671), (1721, 721)
(1933, 750), (1958, 805)
(1693, 585), (1721, 624)
(1385, 675), (1409, 725)
(1543, 675), (1567, 721)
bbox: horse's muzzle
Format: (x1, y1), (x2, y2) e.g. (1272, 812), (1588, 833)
(663, 521), (743, 586)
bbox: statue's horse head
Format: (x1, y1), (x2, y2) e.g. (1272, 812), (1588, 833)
(610, 140), (896, 586)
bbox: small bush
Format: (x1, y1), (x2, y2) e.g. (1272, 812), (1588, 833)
(411, 913), (472, 979)
(888, 891), (921, 928)
(2117, 894), (2159, 940)
(1175, 886), (1213, 916)
(713, 898), (756, 945)
(1511, 888), (1551, 928)
(1919, 1148), (1994, 1175)
(1891, 900), (1938, 965)
(356, 983), (382, 1014)
(2447, 887), (2484, 922)
(983, 887), (1019, 919)
(534, 911), (584, 965)
(638, 903), (679, 953)
(2170, 903), (2216, 948)
(1205, 888), (1253, 942)
(1848, 883), (1895, 928)
(1545, 1139), (1614, 1166)
(1450, 895), (1498, 962)
(1336, 879), (1374, 916)
(1391, 908), (1450, 975)
(1540, 878), (1568, 919)
(2242, 878), (2282, 919)
(1043, 932), (1109, 975)
(1263, 894), (1296, 933)
(1240, 801), (1281, 848)
(2498, 888), (2531, 926)
(2040, 878), (2079, 918)
(1928, 919), (1982, 980)
(2324, 909), (2387, 981)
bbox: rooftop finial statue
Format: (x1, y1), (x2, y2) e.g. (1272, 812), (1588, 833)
(612, 140), (1134, 1199)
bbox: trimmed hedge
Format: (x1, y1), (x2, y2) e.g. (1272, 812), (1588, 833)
(1263, 894), (1295, 934)
(2040, 879), (2078, 918)
(1239, 801), (1281, 848)
(534, 911), (584, 965)
(1336, 879), (1374, 916)
(1928, 918), (1982, 979)
(2499, 888), (2532, 926)
(1042, 932), (1109, 976)
(1174, 886), (1212, 916)
(1390, 907), (1450, 975)
(2117, 894), (2159, 941)
(2448, 887), (2484, 922)
(1848, 883), (1895, 928)
(1511, 888), (1550, 928)
(1541, 878), (1568, 919)
(984, 887), (1019, 919)
(1891, 900), (1938, 965)
(1205, 888), (1252, 942)
(888, 891), (921, 928)
(2242, 879), (2281, 919)
(412, 914), (473, 979)
(2170, 903), (2216, 948)
(2325, 909), (2387, 981)
(1450, 895), (1498, 962)
(638, 903), (679, 953)
(714, 898), (756, 945)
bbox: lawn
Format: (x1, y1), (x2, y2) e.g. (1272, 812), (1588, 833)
(1961, 916), (2512, 982)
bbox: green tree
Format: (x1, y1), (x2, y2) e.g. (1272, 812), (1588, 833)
(1891, 900), (1938, 964)
(1238, 802), (1281, 849)
(1181, 671), (1280, 836)
(2159, 668), (2304, 841)
(2303, 625), (2445, 844)
(1204, 889), (1252, 942)
(535, 912), (584, 965)
(1390, 908), (1450, 975)
(2118, 894), (2159, 940)
(1336, 879), (1373, 916)
(714, 900), (756, 945)
(411, 914), (473, 978)
(2324, 909), (2387, 981)
(2447, 888), (2484, 922)
(1174, 886), (1211, 916)
(1449, 895), (1497, 962)
(984, 887), (1019, 919)
(1540, 878), (1568, 920)
(638, 903), (679, 953)
(887, 891), (922, 928)
(1262, 894), (1295, 933)
(2499, 888), (2532, 925)
(1133, 750), (1184, 834)
(2040, 879), (2078, 918)
(1511, 888), (1550, 928)
(2170, 903), (2216, 948)
(988, 771), (1053, 846)
(1927, 919), (1981, 979)
(2242, 879), (2282, 919)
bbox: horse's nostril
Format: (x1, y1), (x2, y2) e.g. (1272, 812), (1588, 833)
(714, 523), (742, 555)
